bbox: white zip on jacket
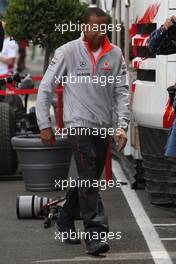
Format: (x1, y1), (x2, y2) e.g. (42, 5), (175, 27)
(36, 33), (130, 131)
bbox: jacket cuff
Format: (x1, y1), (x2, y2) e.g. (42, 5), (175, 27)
(38, 122), (52, 131)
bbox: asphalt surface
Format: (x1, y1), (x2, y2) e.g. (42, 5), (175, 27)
(1, 157), (176, 264)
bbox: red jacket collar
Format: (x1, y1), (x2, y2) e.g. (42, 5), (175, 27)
(82, 34), (113, 54)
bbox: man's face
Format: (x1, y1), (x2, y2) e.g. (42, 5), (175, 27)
(83, 15), (108, 50)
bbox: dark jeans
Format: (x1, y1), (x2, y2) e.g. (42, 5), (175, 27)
(165, 118), (176, 157)
(61, 127), (110, 235)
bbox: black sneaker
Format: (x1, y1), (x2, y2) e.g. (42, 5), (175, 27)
(85, 238), (110, 255)
(56, 210), (81, 244)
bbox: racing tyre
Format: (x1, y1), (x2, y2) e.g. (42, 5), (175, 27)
(0, 102), (17, 175)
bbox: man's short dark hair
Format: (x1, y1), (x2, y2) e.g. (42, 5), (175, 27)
(83, 7), (107, 24)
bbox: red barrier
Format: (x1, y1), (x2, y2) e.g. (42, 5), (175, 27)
(0, 88), (38, 95)
(32, 76), (43, 81)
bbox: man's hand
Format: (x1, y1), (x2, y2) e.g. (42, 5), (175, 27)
(115, 128), (128, 152)
(40, 127), (56, 146)
(163, 16), (176, 30)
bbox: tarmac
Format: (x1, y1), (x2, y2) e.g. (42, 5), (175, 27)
(0, 158), (151, 264)
(1, 157), (176, 264)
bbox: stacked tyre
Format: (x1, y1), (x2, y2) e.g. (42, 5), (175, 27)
(0, 102), (17, 175)
(139, 126), (176, 205)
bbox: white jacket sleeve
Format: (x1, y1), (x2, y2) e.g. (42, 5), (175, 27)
(113, 53), (130, 131)
(36, 48), (67, 130)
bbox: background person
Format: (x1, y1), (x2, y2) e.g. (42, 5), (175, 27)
(148, 15), (176, 55)
(0, 21), (18, 75)
(36, 7), (130, 255)
(148, 16), (176, 157)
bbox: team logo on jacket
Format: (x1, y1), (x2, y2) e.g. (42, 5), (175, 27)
(99, 61), (112, 71)
(80, 61), (87, 67)
(104, 61), (110, 68)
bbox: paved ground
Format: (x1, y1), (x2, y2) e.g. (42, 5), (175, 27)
(0, 157), (176, 264)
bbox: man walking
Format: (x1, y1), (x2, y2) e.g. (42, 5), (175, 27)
(36, 7), (130, 255)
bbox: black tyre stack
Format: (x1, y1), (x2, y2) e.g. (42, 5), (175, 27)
(139, 126), (176, 205)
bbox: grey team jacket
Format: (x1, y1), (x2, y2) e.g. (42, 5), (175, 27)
(36, 34), (130, 131)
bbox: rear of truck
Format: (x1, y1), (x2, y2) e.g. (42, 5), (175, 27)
(128, 0), (176, 204)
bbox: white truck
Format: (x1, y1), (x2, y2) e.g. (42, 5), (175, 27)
(124, 0), (176, 204)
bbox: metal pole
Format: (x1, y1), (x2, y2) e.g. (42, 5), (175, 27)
(116, 0), (121, 47)
(124, 0), (130, 68)
(112, 0), (116, 44)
